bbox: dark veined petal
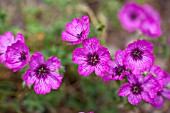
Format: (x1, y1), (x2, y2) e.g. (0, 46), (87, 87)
(82, 38), (100, 54)
(150, 95), (164, 109)
(128, 93), (142, 105)
(34, 78), (51, 95)
(72, 48), (88, 64)
(78, 63), (95, 76)
(46, 56), (61, 71)
(118, 83), (131, 96)
(30, 52), (44, 70)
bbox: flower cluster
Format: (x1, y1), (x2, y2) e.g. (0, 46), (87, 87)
(0, 32), (63, 94)
(102, 40), (170, 108)
(118, 2), (162, 38)
(1, 4), (169, 110)
(62, 15), (170, 108)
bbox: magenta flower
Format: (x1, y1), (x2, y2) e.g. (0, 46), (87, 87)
(0, 31), (24, 62)
(139, 17), (162, 38)
(4, 41), (30, 72)
(118, 2), (145, 32)
(102, 50), (129, 82)
(150, 73), (170, 108)
(124, 40), (154, 74)
(23, 52), (63, 95)
(118, 74), (160, 105)
(72, 38), (111, 76)
(139, 4), (162, 37)
(62, 15), (90, 45)
(143, 4), (161, 25)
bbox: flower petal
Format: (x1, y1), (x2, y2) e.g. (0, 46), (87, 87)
(62, 31), (78, 42)
(78, 63), (94, 76)
(82, 38), (100, 54)
(114, 50), (126, 65)
(15, 32), (25, 43)
(150, 95), (164, 109)
(34, 78), (51, 94)
(161, 88), (170, 99)
(118, 83), (131, 96)
(72, 48), (88, 64)
(141, 91), (152, 103)
(128, 93), (142, 105)
(45, 72), (63, 89)
(95, 62), (109, 76)
(30, 52), (44, 70)
(23, 69), (37, 85)
(97, 46), (111, 62)
(46, 56), (61, 71)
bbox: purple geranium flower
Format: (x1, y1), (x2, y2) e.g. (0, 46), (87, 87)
(102, 50), (129, 82)
(143, 4), (161, 25)
(139, 4), (162, 37)
(124, 40), (154, 74)
(150, 73), (170, 108)
(117, 2), (145, 32)
(72, 38), (111, 76)
(62, 15), (90, 45)
(23, 52), (63, 95)
(118, 74), (160, 105)
(0, 31), (24, 62)
(139, 17), (162, 38)
(4, 41), (30, 72)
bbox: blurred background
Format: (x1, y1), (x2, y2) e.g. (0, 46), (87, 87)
(0, 0), (170, 113)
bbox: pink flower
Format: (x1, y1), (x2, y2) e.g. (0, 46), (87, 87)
(118, 2), (145, 32)
(72, 38), (111, 76)
(124, 40), (154, 74)
(62, 15), (90, 45)
(102, 50), (129, 82)
(23, 52), (63, 94)
(118, 74), (160, 105)
(139, 17), (162, 38)
(0, 31), (24, 62)
(4, 41), (30, 72)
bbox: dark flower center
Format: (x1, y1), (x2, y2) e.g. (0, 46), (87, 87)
(77, 32), (83, 39)
(132, 84), (142, 94)
(87, 53), (99, 66)
(0, 53), (3, 56)
(131, 48), (143, 60)
(19, 52), (26, 61)
(115, 65), (126, 75)
(36, 64), (49, 77)
(157, 91), (162, 96)
(130, 13), (138, 20)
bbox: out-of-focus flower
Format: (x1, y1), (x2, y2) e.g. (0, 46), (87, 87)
(118, 74), (160, 105)
(72, 38), (111, 76)
(23, 52), (63, 95)
(118, 2), (162, 38)
(4, 41), (30, 72)
(143, 4), (161, 25)
(124, 40), (154, 74)
(0, 31), (24, 62)
(118, 2), (145, 32)
(139, 17), (162, 38)
(102, 50), (129, 82)
(62, 15), (90, 45)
